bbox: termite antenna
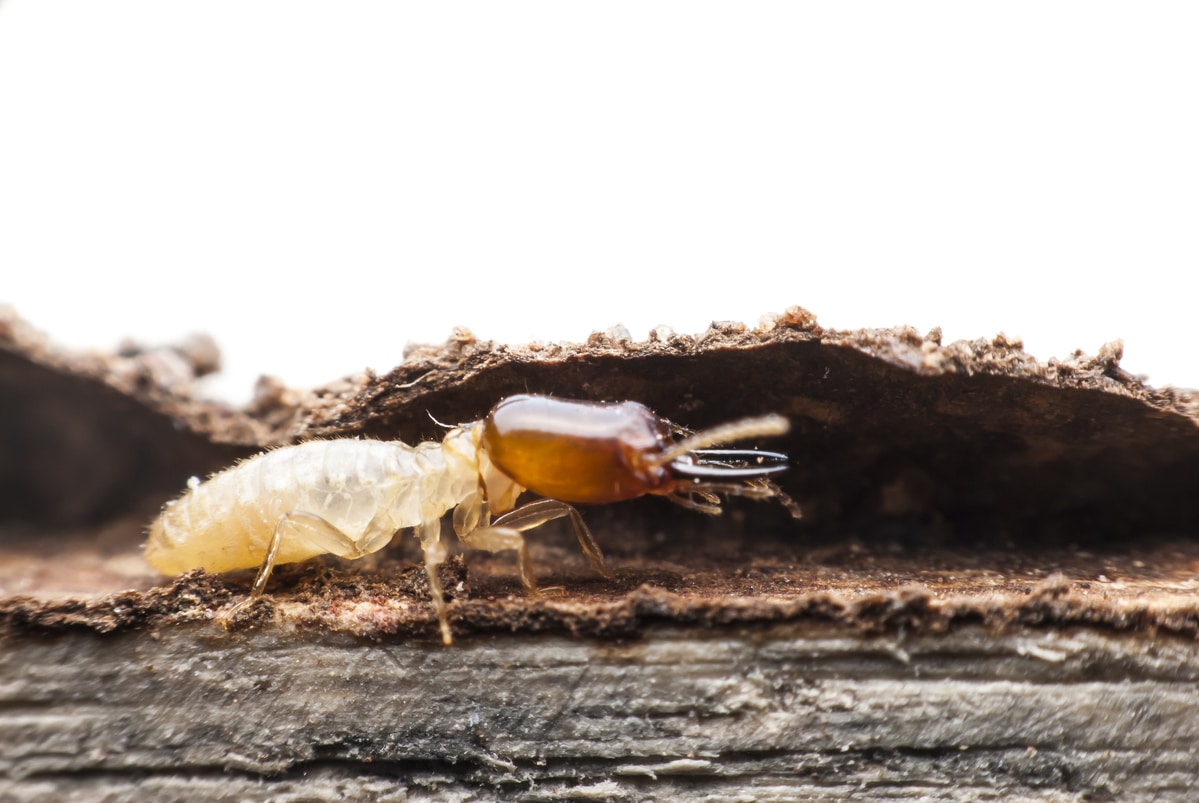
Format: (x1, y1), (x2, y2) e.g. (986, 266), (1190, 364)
(426, 410), (455, 430)
(649, 414), (790, 467)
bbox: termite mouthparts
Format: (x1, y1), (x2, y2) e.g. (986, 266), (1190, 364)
(145, 394), (799, 644)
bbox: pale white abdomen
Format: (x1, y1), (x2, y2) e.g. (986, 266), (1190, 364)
(145, 438), (477, 574)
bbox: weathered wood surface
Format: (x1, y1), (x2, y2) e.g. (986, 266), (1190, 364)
(3, 306), (1199, 801)
(4, 624), (1199, 801)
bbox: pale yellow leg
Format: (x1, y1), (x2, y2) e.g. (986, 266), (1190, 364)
(417, 518), (454, 646)
(221, 511), (394, 627)
(456, 498), (611, 599)
(457, 525), (540, 596)
(491, 498), (610, 578)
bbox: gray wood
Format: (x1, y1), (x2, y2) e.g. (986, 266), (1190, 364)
(3, 623), (1197, 801)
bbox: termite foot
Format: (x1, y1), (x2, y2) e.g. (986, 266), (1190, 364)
(216, 595), (274, 630)
(436, 609), (453, 646)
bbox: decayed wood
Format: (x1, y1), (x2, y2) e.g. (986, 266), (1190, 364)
(4, 624), (1199, 801)
(3, 306), (1199, 800)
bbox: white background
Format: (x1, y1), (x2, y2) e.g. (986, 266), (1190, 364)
(3, 2), (1196, 401)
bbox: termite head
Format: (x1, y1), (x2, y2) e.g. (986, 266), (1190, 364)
(480, 394), (798, 516)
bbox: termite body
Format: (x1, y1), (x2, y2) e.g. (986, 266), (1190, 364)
(146, 394), (795, 644)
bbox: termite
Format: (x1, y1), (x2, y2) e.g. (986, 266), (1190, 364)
(146, 394), (797, 644)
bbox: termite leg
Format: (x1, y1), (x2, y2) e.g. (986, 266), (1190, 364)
(492, 498), (610, 579)
(457, 498), (611, 598)
(221, 511), (387, 627)
(417, 518), (453, 645)
(456, 524), (540, 597)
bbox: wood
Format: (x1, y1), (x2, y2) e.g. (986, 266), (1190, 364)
(4, 624), (1199, 800)
(3, 306), (1199, 800)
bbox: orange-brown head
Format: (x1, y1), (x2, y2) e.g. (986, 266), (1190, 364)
(482, 395), (674, 504)
(480, 394), (796, 514)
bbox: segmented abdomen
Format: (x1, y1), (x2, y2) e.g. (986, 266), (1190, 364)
(145, 439), (454, 574)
